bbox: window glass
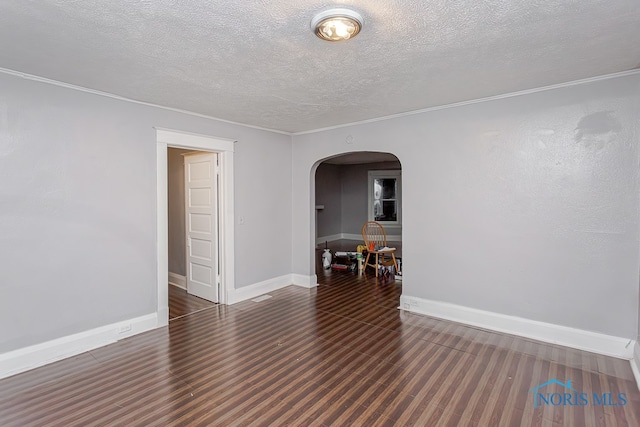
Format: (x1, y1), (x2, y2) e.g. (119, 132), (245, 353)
(369, 170), (401, 224)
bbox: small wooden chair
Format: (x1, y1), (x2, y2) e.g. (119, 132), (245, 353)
(361, 221), (398, 277)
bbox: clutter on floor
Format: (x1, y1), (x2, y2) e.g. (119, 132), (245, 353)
(322, 244), (402, 278)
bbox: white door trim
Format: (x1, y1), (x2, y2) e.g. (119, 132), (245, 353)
(156, 128), (235, 327)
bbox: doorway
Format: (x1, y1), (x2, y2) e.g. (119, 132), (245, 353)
(314, 151), (402, 278)
(167, 148), (219, 320)
(156, 129), (235, 327)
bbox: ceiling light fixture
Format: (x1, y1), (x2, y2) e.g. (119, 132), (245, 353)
(311, 8), (363, 42)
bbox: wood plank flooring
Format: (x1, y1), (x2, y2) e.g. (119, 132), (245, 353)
(169, 284), (217, 320)
(0, 264), (638, 426)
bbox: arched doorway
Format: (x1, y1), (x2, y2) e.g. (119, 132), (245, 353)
(313, 151), (402, 278)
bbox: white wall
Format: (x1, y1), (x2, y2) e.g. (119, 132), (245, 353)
(0, 72), (292, 353)
(292, 73), (640, 339)
(167, 148), (190, 277)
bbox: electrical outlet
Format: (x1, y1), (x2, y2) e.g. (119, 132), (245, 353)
(118, 324), (132, 334)
(403, 303), (410, 310)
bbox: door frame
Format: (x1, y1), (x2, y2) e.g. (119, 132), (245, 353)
(156, 128), (235, 327)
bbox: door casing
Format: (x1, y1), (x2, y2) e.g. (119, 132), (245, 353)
(156, 128), (235, 327)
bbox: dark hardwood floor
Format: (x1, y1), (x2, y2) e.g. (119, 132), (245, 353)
(0, 250), (638, 426)
(169, 284), (218, 320)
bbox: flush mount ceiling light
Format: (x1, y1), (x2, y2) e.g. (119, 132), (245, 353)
(311, 8), (363, 42)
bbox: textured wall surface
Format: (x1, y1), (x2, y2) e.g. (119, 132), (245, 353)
(0, 73), (292, 353)
(293, 73), (640, 338)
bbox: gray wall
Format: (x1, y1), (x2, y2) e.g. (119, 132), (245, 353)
(315, 160), (402, 239)
(292, 73), (640, 339)
(0, 72), (292, 353)
(340, 161), (402, 236)
(315, 163), (342, 238)
(167, 148), (190, 277)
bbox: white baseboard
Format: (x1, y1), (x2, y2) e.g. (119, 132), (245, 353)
(631, 342), (640, 391)
(320, 233), (401, 243)
(341, 233), (364, 242)
(227, 274), (318, 305)
(157, 306), (169, 328)
(0, 313), (159, 380)
(316, 234), (344, 245)
(227, 275), (293, 305)
(341, 232), (402, 241)
(340, 233), (402, 241)
(168, 272), (186, 289)
(399, 295), (634, 360)
(292, 274), (318, 288)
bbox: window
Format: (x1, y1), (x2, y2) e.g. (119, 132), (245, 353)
(368, 170), (401, 225)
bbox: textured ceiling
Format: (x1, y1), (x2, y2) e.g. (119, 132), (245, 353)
(0, 1), (639, 133)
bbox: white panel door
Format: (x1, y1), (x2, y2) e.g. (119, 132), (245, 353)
(184, 152), (219, 303)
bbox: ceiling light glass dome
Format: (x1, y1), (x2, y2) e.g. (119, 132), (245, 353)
(311, 9), (363, 42)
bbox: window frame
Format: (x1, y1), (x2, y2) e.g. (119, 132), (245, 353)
(367, 170), (402, 225)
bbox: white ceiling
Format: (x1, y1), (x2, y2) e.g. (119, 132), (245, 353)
(0, 1), (638, 134)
